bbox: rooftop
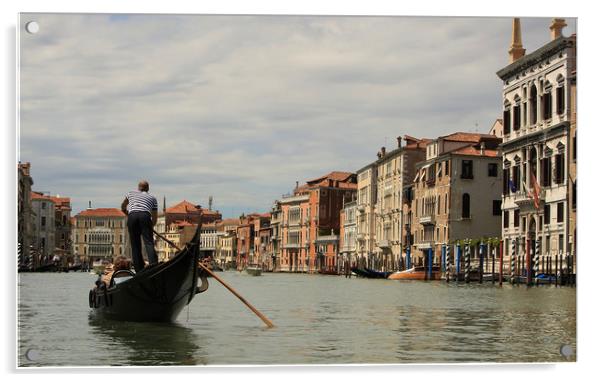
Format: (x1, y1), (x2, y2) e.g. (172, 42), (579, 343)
(31, 191), (55, 202)
(76, 208), (125, 218)
(450, 146), (500, 158)
(441, 132), (498, 143)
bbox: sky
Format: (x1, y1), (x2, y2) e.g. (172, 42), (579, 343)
(18, 14), (577, 218)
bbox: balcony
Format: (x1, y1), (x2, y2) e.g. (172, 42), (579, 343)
(419, 214), (435, 225)
(377, 239), (390, 248)
(513, 190), (546, 212)
(416, 241), (434, 250)
(283, 243), (301, 249)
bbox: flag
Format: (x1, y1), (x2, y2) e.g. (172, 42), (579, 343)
(530, 172), (541, 209)
(509, 179), (517, 193)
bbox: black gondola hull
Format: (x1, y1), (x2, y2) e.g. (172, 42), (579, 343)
(89, 226), (204, 322)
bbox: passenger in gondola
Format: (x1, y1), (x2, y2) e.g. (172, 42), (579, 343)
(121, 180), (159, 272)
(96, 256), (133, 288)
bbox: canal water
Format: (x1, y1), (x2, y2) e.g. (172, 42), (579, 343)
(18, 271), (576, 366)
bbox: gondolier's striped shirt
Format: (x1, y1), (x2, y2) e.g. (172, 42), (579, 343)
(125, 190), (158, 214)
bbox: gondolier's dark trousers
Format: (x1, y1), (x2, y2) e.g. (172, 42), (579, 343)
(127, 211), (158, 272)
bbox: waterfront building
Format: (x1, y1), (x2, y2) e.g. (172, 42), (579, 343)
(496, 18), (576, 266)
(279, 191), (310, 272)
(31, 192), (56, 264)
(216, 218), (239, 269)
(155, 199), (222, 261)
(410, 132), (503, 265)
(356, 136), (428, 270)
(163, 220), (197, 261)
(298, 172), (357, 273)
(356, 163), (377, 268)
(154, 214), (169, 261)
(568, 70), (577, 267)
(17, 162), (34, 269)
(236, 213), (266, 269)
(50, 195), (72, 265)
(270, 201), (283, 271)
(72, 207), (128, 266)
(253, 213), (273, 270)
(340, 198), (357, 268)
(374, 136), (429, 271)
(277, 172), (356, 273)
(200, 221), (219, 258)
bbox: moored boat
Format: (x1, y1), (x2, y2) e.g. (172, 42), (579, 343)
(351, 267), (391, 279)
(246, 264), (262, 276)
(88, 225), (208, 322)
(388, 266), (441, 280)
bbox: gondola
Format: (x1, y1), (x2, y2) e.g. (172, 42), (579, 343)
(351, 267), (391, 279)
(88, 224), (208, 322)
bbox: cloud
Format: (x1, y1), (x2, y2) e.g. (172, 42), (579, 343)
(19, 14), (577, 217)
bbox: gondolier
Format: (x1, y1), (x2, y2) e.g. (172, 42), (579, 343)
(121, 180), (159, 272)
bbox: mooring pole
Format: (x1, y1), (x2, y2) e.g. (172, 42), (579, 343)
(511, 239), (516, 285)
(479, 242), (484, 284)
(456, 244), (461, 282)
(464, 239), (470, 283)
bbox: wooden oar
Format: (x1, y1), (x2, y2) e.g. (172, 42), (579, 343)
(153, 229), (275, 328)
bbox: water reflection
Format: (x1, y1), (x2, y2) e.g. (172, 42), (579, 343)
(88, 316), (206, 365)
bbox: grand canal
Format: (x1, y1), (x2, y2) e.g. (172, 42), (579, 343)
(18, 271), (576, 366)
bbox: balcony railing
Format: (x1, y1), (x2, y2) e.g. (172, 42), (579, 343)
(513, 190), (546, 211)
(419, 214), (435, 225)
(416, 241), (434, 250)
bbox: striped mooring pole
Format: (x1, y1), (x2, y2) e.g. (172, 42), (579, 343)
(534, 238), (540, 284)
(499, 240), (504, 286)
(464, 239), (470, 283)
(478, 242), (484, 284)
(511, 239), (516, 284)
(406, 246), (411, 270)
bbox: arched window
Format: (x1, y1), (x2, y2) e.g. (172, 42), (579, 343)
(529, 84), (538, 125)
(556, 75), (565, 115)
(503, 99), (511, 135)
(543, 81), (553, 120)
(513, 95), (521, 130)
(462, 193), (470, 219)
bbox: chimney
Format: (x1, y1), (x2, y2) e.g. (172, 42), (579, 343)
(381, 146), (386, 157)
(295, 181), (299, 189)
(88, 201), (92, 210)
(397, 136), (402, 148)
(508, 18), (526, 63)
(549, 18), (567, 40)
(480, 142), (485, 155)
(377, 152), (382, 159)
(163, 195), (166, 213)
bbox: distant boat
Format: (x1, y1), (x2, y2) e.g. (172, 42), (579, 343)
(246, 264), (262, 276)
(388, 266), (441, 280)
